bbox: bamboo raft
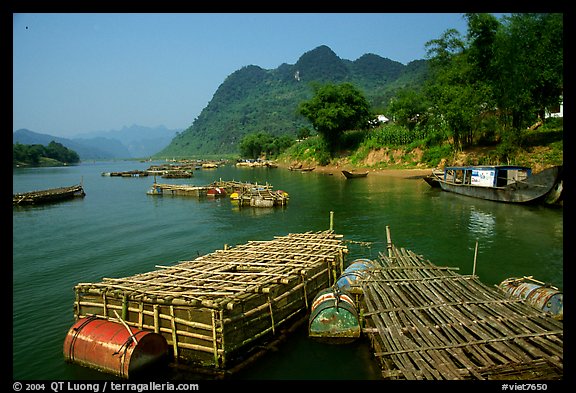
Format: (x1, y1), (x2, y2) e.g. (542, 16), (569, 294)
(359, 231), (563, 380)
(72, 230), (347, 374)
(13, 184), (85, 206)
(147, 183), (209, 196)
(147, 180), (277, 199)
(232, 188), (289, 207)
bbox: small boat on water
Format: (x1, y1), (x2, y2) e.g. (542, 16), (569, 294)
(341, 170), (368, 179)
(289, 164), (315, 172)
(429, 165), (562, 204)
(308, 286), (361, 344)
(13, 184), (86, 206)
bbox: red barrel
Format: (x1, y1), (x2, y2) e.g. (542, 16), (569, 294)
(63, 317), (169, 378)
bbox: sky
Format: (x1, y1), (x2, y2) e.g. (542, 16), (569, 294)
(13, 13), (481, 138)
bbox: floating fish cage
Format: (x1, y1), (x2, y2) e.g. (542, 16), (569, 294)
(71, 231), (347, 374)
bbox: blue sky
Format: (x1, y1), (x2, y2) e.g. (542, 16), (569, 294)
(13, 13), (485, 138)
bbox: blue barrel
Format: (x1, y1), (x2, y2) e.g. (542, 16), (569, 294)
(336, 258), (376, 294)
(498, 278), (563, 320)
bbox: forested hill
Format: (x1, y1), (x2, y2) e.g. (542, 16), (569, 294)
(157, 45), (428, 157)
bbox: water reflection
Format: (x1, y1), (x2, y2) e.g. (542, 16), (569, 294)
(468, 207), (496, 239)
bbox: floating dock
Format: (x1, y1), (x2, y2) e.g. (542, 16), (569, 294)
(147, 180), (276, 199)
(71, 230), (346, 376)
(13, 184), (85, 206)
(359, 230), (563, 380)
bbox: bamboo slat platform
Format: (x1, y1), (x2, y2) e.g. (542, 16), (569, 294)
(234, 188), (289, 207)
(360, 240), (563, 380)
(13, 184), (85, 205)
(73, 230), (347, 373)
(147, 180), (274, 197)
(147, 183), (209, 196)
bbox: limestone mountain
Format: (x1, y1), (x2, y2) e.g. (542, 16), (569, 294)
(158, 45), (429, 157)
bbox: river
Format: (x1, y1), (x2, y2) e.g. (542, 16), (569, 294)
(12, 160), (563, 381)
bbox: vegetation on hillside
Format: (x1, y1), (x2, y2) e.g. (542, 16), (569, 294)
(156, 45), (427, 158)
(13, 141), (81, 166)
(158, 14), (562, 171)
(282, 13), (563, 170)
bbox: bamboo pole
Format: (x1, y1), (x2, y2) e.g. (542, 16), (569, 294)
(169, 306), (179, 361)
(268, 296), (276, 335)
(211, 310), (219, 366)
(473, 240), (479, 277)
(386, 226), (393, 258)
(153, 304), (160, 334)
(113, 310), (138, 345)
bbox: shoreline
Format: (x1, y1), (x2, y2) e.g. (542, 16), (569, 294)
(278, 162), (433, 179)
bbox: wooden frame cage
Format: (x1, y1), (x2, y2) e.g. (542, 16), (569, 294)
(73, 231), (347, 371)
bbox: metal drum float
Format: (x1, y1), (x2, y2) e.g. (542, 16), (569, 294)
(308, 286), (361, 344)
(498, 276), (563, 320)
(63, 316), (169, 378)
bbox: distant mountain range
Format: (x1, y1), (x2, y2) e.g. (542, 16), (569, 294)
(157, 45), (429, 157)
(13, 125), (180, 159)
(14, 45), (429, 160)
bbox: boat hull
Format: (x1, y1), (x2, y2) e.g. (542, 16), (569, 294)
(438, 166), (561, 203)
(13, 184), (85, 205)
(342, 170), (368, 179)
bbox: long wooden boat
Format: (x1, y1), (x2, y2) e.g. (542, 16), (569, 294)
(13, 184), (85, 206)
(289, 165), (315, 172)
(432, 165), (562, 203)
(341, 170), (368, 179)
(422, 169), (444, 188)
(308, 286), (361, 344)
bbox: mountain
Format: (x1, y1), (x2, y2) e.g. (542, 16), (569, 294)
(13, 125), (180, 160)
(73, 125), (180, 158)
(13, 129), (128, 159)
(157, 45), (429, 157)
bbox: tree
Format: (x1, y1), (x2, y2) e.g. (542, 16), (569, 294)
(387, 89), (430, 130)
(298, 82), (372, 154)
(492, 13), (563, 133)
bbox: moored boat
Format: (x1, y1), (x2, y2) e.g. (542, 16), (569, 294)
(341, 170), (368, 179)
(308, 286), (361, 344)
(431, 165), (562, 203)
(13, 184), (86, 206)
(423, 169), (444, 188)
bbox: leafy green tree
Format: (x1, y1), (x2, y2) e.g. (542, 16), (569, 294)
(13, 142), (80, 166)
(239, 132), (294, 159)
(298, 82), (372, 154)
(45, 141), (80, 163)
(387, 89), (430, 130)
(492, 13), (563, 133)
(425, 28), (487, 150)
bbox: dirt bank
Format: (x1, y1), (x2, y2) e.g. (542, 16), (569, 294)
(278, 162), (432, 179)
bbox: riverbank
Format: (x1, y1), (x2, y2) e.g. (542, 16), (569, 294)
(276, 160), (432, 179)
(311, 165), (431, 179)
